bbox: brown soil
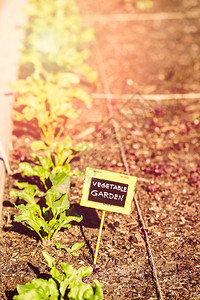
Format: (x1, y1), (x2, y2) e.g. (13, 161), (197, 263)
(1, 0), (200, 299)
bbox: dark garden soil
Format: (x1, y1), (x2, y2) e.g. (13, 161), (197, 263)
(1, 0), (200, 299)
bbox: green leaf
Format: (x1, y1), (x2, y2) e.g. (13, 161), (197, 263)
(80, 28), (94, 42)
(60, 263), (77, 278)
(67, 284), (79, 299)
(54, 242), (62, 250)
(14, 181), (32, 189)
(52, 193), (69, 215)
(50, 267), (63, 283)
(14, 278), (59, 300)
(58, 72), (80, 86)
(11, 185), (37, 205)
(78, 283), (94, 299)
(15, 203), (40, 216)
(37, 156), (52, 170)
(136, 0), (153, 10)
(46, 278), (59, 299)
(71, 252), (79, 257)
(78, 266), (93, 278)
(19, 162), (36, 177)
(62, 223), (71, 229)
(74, 142), (93, 152)
(70, 242), (84, 252)
(62, 135), (72, 149)
(49, 170), (70, 187)
(14, 208), (44, 240)
(61, 215), (83, 226)
(60, 277), (71, 297)
(72, 88), (92, 104)
(93, 280), (103, 300)
(45, 186), (60, 207)
(13, 288), (41, 300)
(70, 169), (83, 177)
(31, 140), (47, 151)
(43, 251), (55, 268)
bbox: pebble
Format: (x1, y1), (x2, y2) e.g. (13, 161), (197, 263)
(129, 249), (135, 255)
(24, 138), (30, 143)
(126, 79), (133, 85)
(111, 160), (117, 165)
(149, 217), (155, 224)
(180, 216), (186, 225)
(117, 162), (123, 167)
(166, 232), (174, 237)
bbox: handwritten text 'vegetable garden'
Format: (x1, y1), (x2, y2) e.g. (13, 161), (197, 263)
(90, 180), (127, 201)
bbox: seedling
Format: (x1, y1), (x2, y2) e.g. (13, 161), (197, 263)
(10, 185), (82, 243)
(55, 242), (85, 257)
(13, 251), (103, 300)
(17, 137), (92, 191)
(13, 71), (93, 144)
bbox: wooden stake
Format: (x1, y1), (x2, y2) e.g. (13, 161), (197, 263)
(94, 210), (106, 265)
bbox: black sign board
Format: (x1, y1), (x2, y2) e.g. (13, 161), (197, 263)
(88, 177), (128, 207)
(80, 168), (137, 215)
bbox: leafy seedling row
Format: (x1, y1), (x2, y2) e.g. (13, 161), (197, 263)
(9, 0), (103, 298)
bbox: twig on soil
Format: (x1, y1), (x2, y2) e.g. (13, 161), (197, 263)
(91, 92), (200, 101)
(134, 193), (164, 300)
(120, 221), (138, 227)
(0, 141), (11, 175)
(86, 10), (200, 22)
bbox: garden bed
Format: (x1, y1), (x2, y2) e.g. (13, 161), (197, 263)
(0, 0), (200, 299)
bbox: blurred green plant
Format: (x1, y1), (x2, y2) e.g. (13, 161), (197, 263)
(13, 70), (93, 144)
(21, 0), (96, 76)
(124, 0), (154, 10)
(12, 0), (97, 144)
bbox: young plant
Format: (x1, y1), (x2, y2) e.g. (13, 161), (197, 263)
(13, 70), (93, 144)
(55, 242), (84, 257)
(30, 136), (92, 172)
(18, 136), (92, 191)
(13, 251), (103, 300)
(10, 184), (82, 243)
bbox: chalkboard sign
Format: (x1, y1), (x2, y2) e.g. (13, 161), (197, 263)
(80, 168), (137, 214)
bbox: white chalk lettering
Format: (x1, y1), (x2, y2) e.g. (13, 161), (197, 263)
(91, 180), (127, 193)
(104, 192), (109, 198)
(91, 190), (98, 196)
(91, 190), (125, 201)
(118, 194), (124, 201)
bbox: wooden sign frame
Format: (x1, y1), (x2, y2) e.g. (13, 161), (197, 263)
(80, 167), (137, 215)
